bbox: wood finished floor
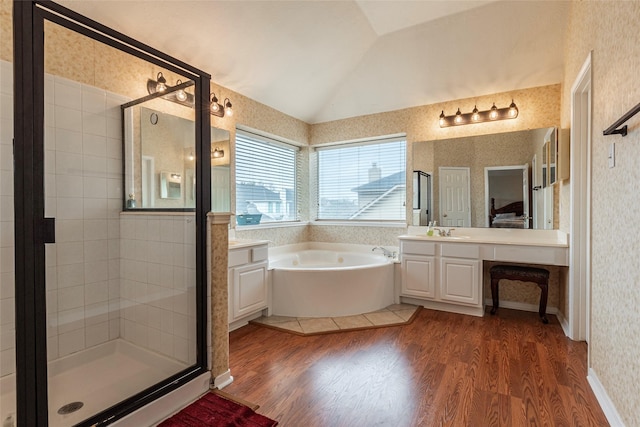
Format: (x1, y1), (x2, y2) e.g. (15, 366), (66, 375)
(225, 308), (609, 427)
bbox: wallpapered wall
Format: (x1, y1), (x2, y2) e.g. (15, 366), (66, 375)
(562, 2), (640, 425)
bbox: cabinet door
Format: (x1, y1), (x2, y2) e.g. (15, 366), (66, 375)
(231, 260), (268, 320)
(440, 257), (480, 305)
(401, 254), (436, 299)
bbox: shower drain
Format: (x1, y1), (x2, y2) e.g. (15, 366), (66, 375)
(57, 401), (84, 415)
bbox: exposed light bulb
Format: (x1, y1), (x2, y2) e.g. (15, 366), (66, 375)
(224, 99), (233, 117)
(454, 108), (462, 124)
(471, 106), (480, 121)
(210, 94), (220, 113)
(489, 103), (498, 120)
(174, 79), (187, 101)
(508, 100), (518, 117)
(439, 110), (446, 127)
(156, 72), (167, 92)
(188, 152), (194, 161)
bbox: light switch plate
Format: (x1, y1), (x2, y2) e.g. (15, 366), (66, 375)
(608, 143), (615, 168)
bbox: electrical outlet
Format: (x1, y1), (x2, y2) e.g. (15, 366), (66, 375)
(608, 143), (615, 168)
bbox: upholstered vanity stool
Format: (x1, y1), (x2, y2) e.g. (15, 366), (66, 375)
(489, 265), (550, 324)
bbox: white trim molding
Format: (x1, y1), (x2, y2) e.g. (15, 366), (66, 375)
(213, 369), (234, 390)
(483, 299), (558, 315)
(587, 368), (626, 427)
(568, 51), (592, 342)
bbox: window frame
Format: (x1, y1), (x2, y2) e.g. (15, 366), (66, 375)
(313, 135), (407, 224)
(234, 127), (302, 227)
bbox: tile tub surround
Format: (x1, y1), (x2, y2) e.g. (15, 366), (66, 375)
(251, 304), (420, 335)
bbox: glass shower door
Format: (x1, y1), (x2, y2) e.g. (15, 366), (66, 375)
(41, 13), (200, 426)
(0, 45), (16, 427)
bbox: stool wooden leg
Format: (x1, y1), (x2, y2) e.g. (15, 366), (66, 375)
(538, 282), (549, 324)
(490, 278), (499, 315)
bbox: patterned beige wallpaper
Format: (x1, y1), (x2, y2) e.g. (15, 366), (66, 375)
(562, 2), (640, 425)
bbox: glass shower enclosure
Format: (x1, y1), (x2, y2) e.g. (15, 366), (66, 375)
(9, 1), (211, 425)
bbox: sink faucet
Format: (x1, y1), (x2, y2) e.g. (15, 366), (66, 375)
(372, 246), (396, 258)
(434, 228), (455, 237)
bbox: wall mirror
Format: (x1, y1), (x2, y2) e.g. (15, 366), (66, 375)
(123, 102), (230, 210)
(412, 127), (557, 229)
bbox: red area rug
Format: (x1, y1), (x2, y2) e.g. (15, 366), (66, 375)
(158, 392), (278, 427)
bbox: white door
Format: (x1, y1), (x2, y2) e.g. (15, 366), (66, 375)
(439, 167), (470, 227)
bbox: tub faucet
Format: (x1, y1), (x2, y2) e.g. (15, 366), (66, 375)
(372, 246), (396, 258)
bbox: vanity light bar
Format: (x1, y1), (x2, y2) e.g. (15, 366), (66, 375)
(147, 76), (195, 107)
(439, 100), (518, 128)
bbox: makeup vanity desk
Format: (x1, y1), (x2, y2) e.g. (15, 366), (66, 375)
(398, 227), (569, 317)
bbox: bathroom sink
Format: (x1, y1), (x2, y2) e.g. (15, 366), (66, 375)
(440, 235), (471, 240)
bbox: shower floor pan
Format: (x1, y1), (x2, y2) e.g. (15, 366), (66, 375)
(1, 339), (189, 427)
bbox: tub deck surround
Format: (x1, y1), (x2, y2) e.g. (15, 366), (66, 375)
(251, 303), (420, 335)
(268, 243), (397, 318)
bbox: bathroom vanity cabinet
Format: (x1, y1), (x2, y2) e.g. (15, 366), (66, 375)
(399, 229), (569, 317)
(401, 240), (482, 315)
(228, 242), (269, 326)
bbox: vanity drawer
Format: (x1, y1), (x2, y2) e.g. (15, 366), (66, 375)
(492, 245), (568, 266)
(252, 245), (268, 262)
(401, 240), (436, 256)
(229, 248), (250, 267)
(441, 244), (480, 259)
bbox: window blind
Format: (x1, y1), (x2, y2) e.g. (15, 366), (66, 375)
(316, 138), (406, 221)
(235, 130), (299, 224)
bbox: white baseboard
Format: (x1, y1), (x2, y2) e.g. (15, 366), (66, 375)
(401, 296), (484, 317)
(483, 298), (558, 315)
(555, 309), (570, 337)
(213, 369), (234, 389)
(229, 310), (265, 332)
(587, 368), (626, 427)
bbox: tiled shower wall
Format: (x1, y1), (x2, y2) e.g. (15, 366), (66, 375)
(119, 214), (197, 365)
(0, 60), (15, 376)
(43, 71), (127, 362)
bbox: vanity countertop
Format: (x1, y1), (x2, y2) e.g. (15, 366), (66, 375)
(401, 226), (568, 248)
(228, 238), (270, 249)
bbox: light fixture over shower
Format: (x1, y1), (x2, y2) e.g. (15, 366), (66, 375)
(210, 93), (233, 118)
(147, 73), (195, 107)
(439, 100), (518, 127)
(147, 74), (234, 118)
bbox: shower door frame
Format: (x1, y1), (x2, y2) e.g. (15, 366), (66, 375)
(13, 1), (212, 424)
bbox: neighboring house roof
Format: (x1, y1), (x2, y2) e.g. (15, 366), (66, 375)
(236, 183), (281, 202)
(350, 185), (406, 219)
(352, 171), (405, 193)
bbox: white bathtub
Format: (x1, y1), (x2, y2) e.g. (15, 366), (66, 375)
(269, 243), (396, 318)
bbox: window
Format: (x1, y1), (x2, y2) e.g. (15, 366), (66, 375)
(235, 129), (299, 225)
(316, 137), (406, 221)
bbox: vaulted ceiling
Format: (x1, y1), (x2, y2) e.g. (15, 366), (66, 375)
(59, 0), (570, 124)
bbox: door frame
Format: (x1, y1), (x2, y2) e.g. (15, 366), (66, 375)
(483, 164), (529, 228)
(569, 51), (592, 344)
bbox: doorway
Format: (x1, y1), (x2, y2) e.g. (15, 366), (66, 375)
(484, 165), (529, 228)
